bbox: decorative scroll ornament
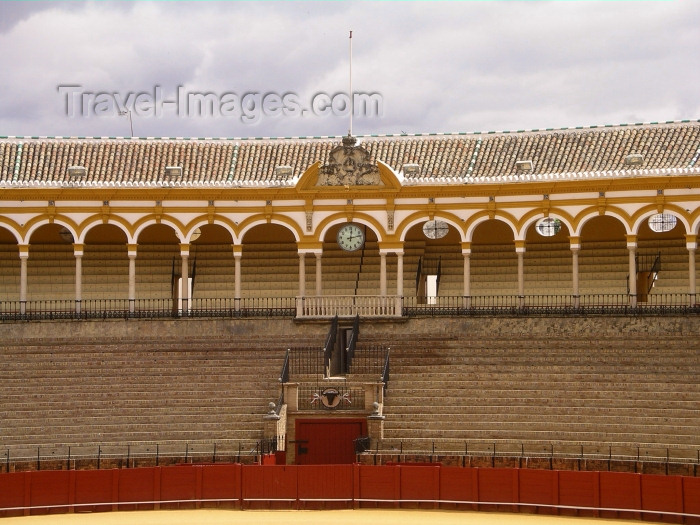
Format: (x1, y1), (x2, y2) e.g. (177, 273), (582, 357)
(317, 134), (382, 187)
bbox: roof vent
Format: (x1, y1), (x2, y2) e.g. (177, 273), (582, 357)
(624, 154), (644, 166)
(275, 165), (293, 177)
(403, 163), (420, 176)
(515, 160), (533, 173)
(67, 166), (86, 177)
(165, 166), (182, 178)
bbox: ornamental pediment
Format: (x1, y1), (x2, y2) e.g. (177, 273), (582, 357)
(316, 135), (382, 187)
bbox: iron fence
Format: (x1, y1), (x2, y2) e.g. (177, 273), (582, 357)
(366, 438), (700, 468)
(3, 440), (277, 472)
(0, 293), (698, 321)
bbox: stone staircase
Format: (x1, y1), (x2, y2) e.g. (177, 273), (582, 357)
(364, 333), (699, 451)
(0, 334), (321, 455)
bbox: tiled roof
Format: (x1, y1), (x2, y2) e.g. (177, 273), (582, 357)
(0, 121), (698, 187)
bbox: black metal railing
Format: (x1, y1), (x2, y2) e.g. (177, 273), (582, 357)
(345, 314), (360, 371)
(363, 439), (700, 470)
(381, 349), (390, 395)
(323, 314), (338, 376)
(347, 345), (387, 376)
(0, 293), (698, 322)
(279, 349), (290, 384)
(289, 347), (325, 376)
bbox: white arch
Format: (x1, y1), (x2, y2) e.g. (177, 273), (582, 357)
(133, 219), (182, 243)
(78, 218), (133, 244)
(239, 218), (300, 243)
(0, 223), (24, 245)
(398, 215), (465, 242)
(24, 219), (77, 245)
(465, 215), (518, 243)
(630, 210), (691, 236)
(519, 213), (575, 240)
(573, 210), (631, 238)
(317, 216), (383, 243)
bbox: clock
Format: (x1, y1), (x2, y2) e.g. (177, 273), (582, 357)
(423, 220), (449, 239)
(337, 223), (365, 252)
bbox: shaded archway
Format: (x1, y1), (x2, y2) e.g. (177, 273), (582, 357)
(636, 213), (687, 297)
(0, 227), (20, 303)
(82, 224), (129, 303)
(188, 224), (235, 302)
(579, 216), (627, 295)
(241, 224), (297, 299)
(321, 223), (381, 297)
(136, 224), (180, 308)
(471, 220), (517, 296)
(403, 220), (462, 302)
(524, 218), (572, 296)
(26, 224), (76, 303)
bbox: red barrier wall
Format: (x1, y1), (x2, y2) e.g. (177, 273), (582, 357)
(0, 464), (697, 523)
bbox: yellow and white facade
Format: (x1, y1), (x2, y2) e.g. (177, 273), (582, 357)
(0, 121), (699, 317)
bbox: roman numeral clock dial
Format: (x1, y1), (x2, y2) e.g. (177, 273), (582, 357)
(337, 223), (365, 252)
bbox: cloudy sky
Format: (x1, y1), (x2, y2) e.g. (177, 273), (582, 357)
(0, 1), (698, 138)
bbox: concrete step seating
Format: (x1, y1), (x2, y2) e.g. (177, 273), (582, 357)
(378, 333), (699, 448)
(0, 336), (305, 449)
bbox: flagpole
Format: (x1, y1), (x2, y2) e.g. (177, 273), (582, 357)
(349, 30), (353, 136)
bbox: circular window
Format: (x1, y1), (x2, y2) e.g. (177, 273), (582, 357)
(423, 220), (449, 239)
(535, 217), (561, 237)
(648, 213), (677, 233)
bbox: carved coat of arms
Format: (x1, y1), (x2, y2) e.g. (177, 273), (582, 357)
(317, 135), (382, 187)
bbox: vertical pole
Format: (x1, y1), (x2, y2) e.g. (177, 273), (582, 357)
(688, 246), (696, 306)
(234, 251), (242, 312)
(628, 237), (637, 308)
(349, 30), (353, 136)
(19, 250), (28, 315)
(74, 249), (82, 315)
(315, 252), (322, 296)
(571, 246), (580, 309)
(128, 248), (137, 314)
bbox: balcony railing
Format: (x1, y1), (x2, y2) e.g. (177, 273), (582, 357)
(0, 293), (697, 321)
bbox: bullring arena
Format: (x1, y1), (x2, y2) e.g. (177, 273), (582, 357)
(0, 121), (699, 522)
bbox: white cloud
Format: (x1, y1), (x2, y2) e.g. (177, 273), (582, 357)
(0, 0), (697, 138)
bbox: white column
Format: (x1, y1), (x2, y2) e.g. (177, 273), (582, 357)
(571, 246), (580, 309)
(73, 244), (83, 314)
(396, 252), (404, 316)
(628, 240), (637, 308)
(298, 252), (306, 298)
(688, 240), (697, 306)
(315, 252), (322, 296)
(516, 243), (525, 307)
(180, 244), (189, 313)
(234, 250), (242, 312)
(19, 246), (28, 315)
(128, 244), (137, 314)
(379, 252), (387, 297)
(463, 250), (471, 308)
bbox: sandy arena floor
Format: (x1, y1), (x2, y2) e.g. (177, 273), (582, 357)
(1, 509), (647, 525)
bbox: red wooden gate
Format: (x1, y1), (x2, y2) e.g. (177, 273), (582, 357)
(294, 418), (366, 465)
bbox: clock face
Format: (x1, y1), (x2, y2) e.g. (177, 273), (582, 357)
(337, 223), (365, 252)
(423, 220), (449, 239)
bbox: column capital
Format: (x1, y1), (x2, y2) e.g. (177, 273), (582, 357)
(72, 243), (84, 256)
(179, 243), (190, 255)
(625, 234), (637, 247)
(377, 241), (404, 253)
(127, 243), (138, 256)
(685, 234), (697, 250)
(514, 239), (526, 252)
(232, 244), (243, 256)
(461, 241), (471, 253)
(18, 244), (29, 257)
